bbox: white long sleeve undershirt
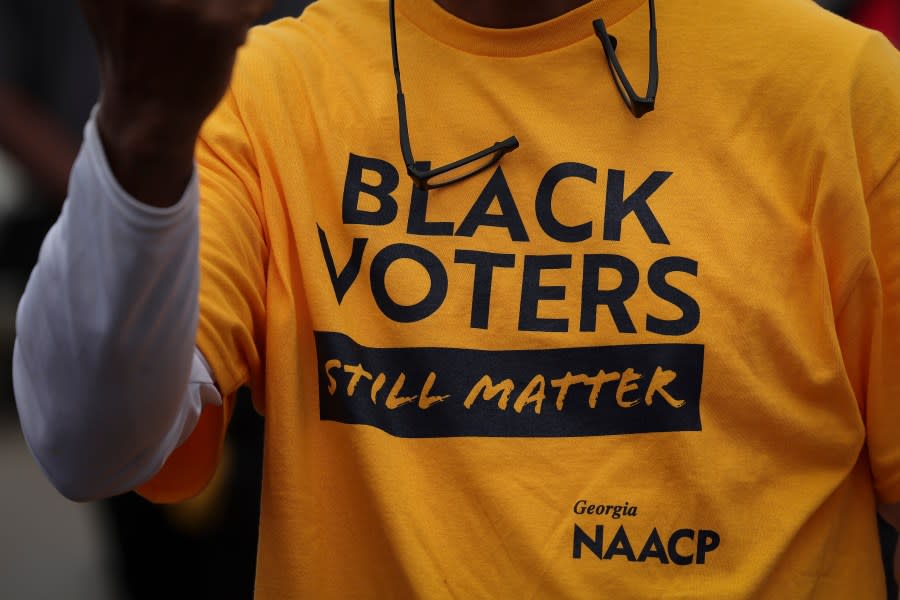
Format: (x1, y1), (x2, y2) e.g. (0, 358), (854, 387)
(12, 112), (221, 502)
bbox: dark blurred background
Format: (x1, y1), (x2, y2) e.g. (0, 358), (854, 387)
(0, 1), (896, 598)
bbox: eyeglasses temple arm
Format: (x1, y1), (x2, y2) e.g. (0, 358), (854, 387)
(646, 0), (659, 100)
(593, 0), (658, 118)
(389, 0), (417, 167)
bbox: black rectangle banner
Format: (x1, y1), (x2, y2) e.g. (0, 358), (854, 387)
(316, 331), (703, 438)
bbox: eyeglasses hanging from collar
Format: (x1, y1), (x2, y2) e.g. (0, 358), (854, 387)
(389, 0), (519, 190)
(593, 0), (659, 118)
(389, 0), (660, 191)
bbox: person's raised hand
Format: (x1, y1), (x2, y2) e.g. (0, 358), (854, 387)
(79, 0), (273, 206)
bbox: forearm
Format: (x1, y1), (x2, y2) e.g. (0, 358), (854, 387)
(13, 112), (204, 501)
(96, 95), (196, 208)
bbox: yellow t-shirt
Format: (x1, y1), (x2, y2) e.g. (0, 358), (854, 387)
(138, 0), (900, 597)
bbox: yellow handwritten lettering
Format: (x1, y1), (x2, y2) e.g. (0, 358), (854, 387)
(371, 373), (387, 405)
(418, 372), (450, 409)
(324, 359), (342, 395)
(513, 375), (546, 414)
(386, 374), (417, 409)
(645, 367), (685, 408)
(464, 376), (515, 410)
(343, 363), (373, 396)
(616, 368), (642, 408)
(551, 372), (587, 411)
(584, 370), (621, 408)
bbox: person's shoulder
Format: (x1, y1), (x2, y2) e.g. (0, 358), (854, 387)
(721, 0), (883, 56)
(241, 0), (386, 70)
(219, 0), (388, 111)
(679, 0), (882, 58)
(675, 0), (895, 96)
(745, 0), (900, 95)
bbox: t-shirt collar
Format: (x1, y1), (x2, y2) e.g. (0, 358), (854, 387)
(397, 0), (650, 57)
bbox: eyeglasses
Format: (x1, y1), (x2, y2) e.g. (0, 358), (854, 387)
(593, 0), (658, 118)
(389, 0), (519, 190)
(389, 0), (658, 190)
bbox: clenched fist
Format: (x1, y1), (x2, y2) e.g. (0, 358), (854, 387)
(79, 0), (273, 206)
